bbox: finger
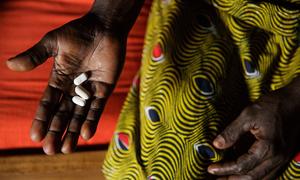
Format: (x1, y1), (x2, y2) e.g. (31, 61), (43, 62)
(261, 164), (283, 180)
(224, 158), (282, 180)
(91, 81), (114, 98)
(79, 81), (112, 140)
(248, 156), (284, 180)
(61, 132), (80, 154)
(61, 105), (89, 154)
(48, 95), (74, 132)
(216, 176), (247, 180)
(208, 140), (270, 176)
(81, 97), (106, 140)
(224, 175), (250, 180)
(6, 32), (56, 71)
(42, 131), (61, 156)
(43, 96), (74, 155)
(213, 109), (252, 149)
(216, 177), (228, 180)
(30, 85), (62, 142)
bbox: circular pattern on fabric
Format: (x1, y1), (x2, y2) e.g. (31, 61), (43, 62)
(244, 60), (260, 77)
(194, 143), (215, 161)
(152, 43), (165, 62)
(194, 77), (214, 96)
(294, 152), (300, 166)
(115, 132), (130, 151)
(145, 106), (160, 122)
(103, 0), (300, 179)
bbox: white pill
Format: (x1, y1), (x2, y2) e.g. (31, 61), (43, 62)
(75, 86), (90, 100)
(74, 73), (88, 86)
(72, 96), (86, 107)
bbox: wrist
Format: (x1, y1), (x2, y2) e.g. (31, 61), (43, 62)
(89, 0), (144, 33)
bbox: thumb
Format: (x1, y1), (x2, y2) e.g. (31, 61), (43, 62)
(213, 113), (250, 149)
(6, 32), (55, 71)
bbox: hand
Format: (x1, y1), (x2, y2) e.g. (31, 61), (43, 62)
(6, 13), (127, 155)
(207, 87), (300, 179)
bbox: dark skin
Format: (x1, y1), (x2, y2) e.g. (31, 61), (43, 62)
(6, 0), (144, 155)
(5, 0), (300, 178)
(208, 77), (300, 179)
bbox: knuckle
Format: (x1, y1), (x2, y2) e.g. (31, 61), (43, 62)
(222, 127), (238, 144)
(48, 129), (62, 135)
(235, 165), (248, 174)
(55, 110), (69, 118)
(95, 90), (108, 99)
(87, 109), (102, 121)
(86, 118), (99, 123)
(40, 99), (52, 107)
(221, 130), (231, 141)
(93, 82), (113, 98)
(27, 49), (43, 66)
(72, 113), (85, 121)
(43, 31), (57, 54)
(68, 123), (81, 133)
(241, 106), (254, 119)
(89, 107), (101, 112)
(235, 159), (254, 174)
(90, 101), (103, 110)
(235, 166), (243, 174)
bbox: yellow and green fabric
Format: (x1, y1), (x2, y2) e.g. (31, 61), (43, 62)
(103, 0), (300, 179)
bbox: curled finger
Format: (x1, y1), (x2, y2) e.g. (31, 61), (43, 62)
(208, 140), (271, 176)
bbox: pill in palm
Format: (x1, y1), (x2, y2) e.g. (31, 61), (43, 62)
(72, 96), (86, 107)
(74, 73), (88, 86)
(75, 86), (90, 100)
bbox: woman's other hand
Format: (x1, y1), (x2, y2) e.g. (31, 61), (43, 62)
(208, 78), (300, 179)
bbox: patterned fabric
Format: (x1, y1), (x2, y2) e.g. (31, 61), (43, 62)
(103, 0), (300, 179)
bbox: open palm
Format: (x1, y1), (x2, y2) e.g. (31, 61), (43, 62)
(6, 13), (127, 155)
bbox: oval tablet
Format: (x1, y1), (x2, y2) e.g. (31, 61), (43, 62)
(72, 96), (86, 107)
(75, 86), (90, 100)
(74, 73), (88, 86)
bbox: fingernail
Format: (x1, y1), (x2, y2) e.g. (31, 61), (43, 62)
(81, 130), (91, 141)
(213, 135), (225, 148)
(208, 167), (217, 174)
